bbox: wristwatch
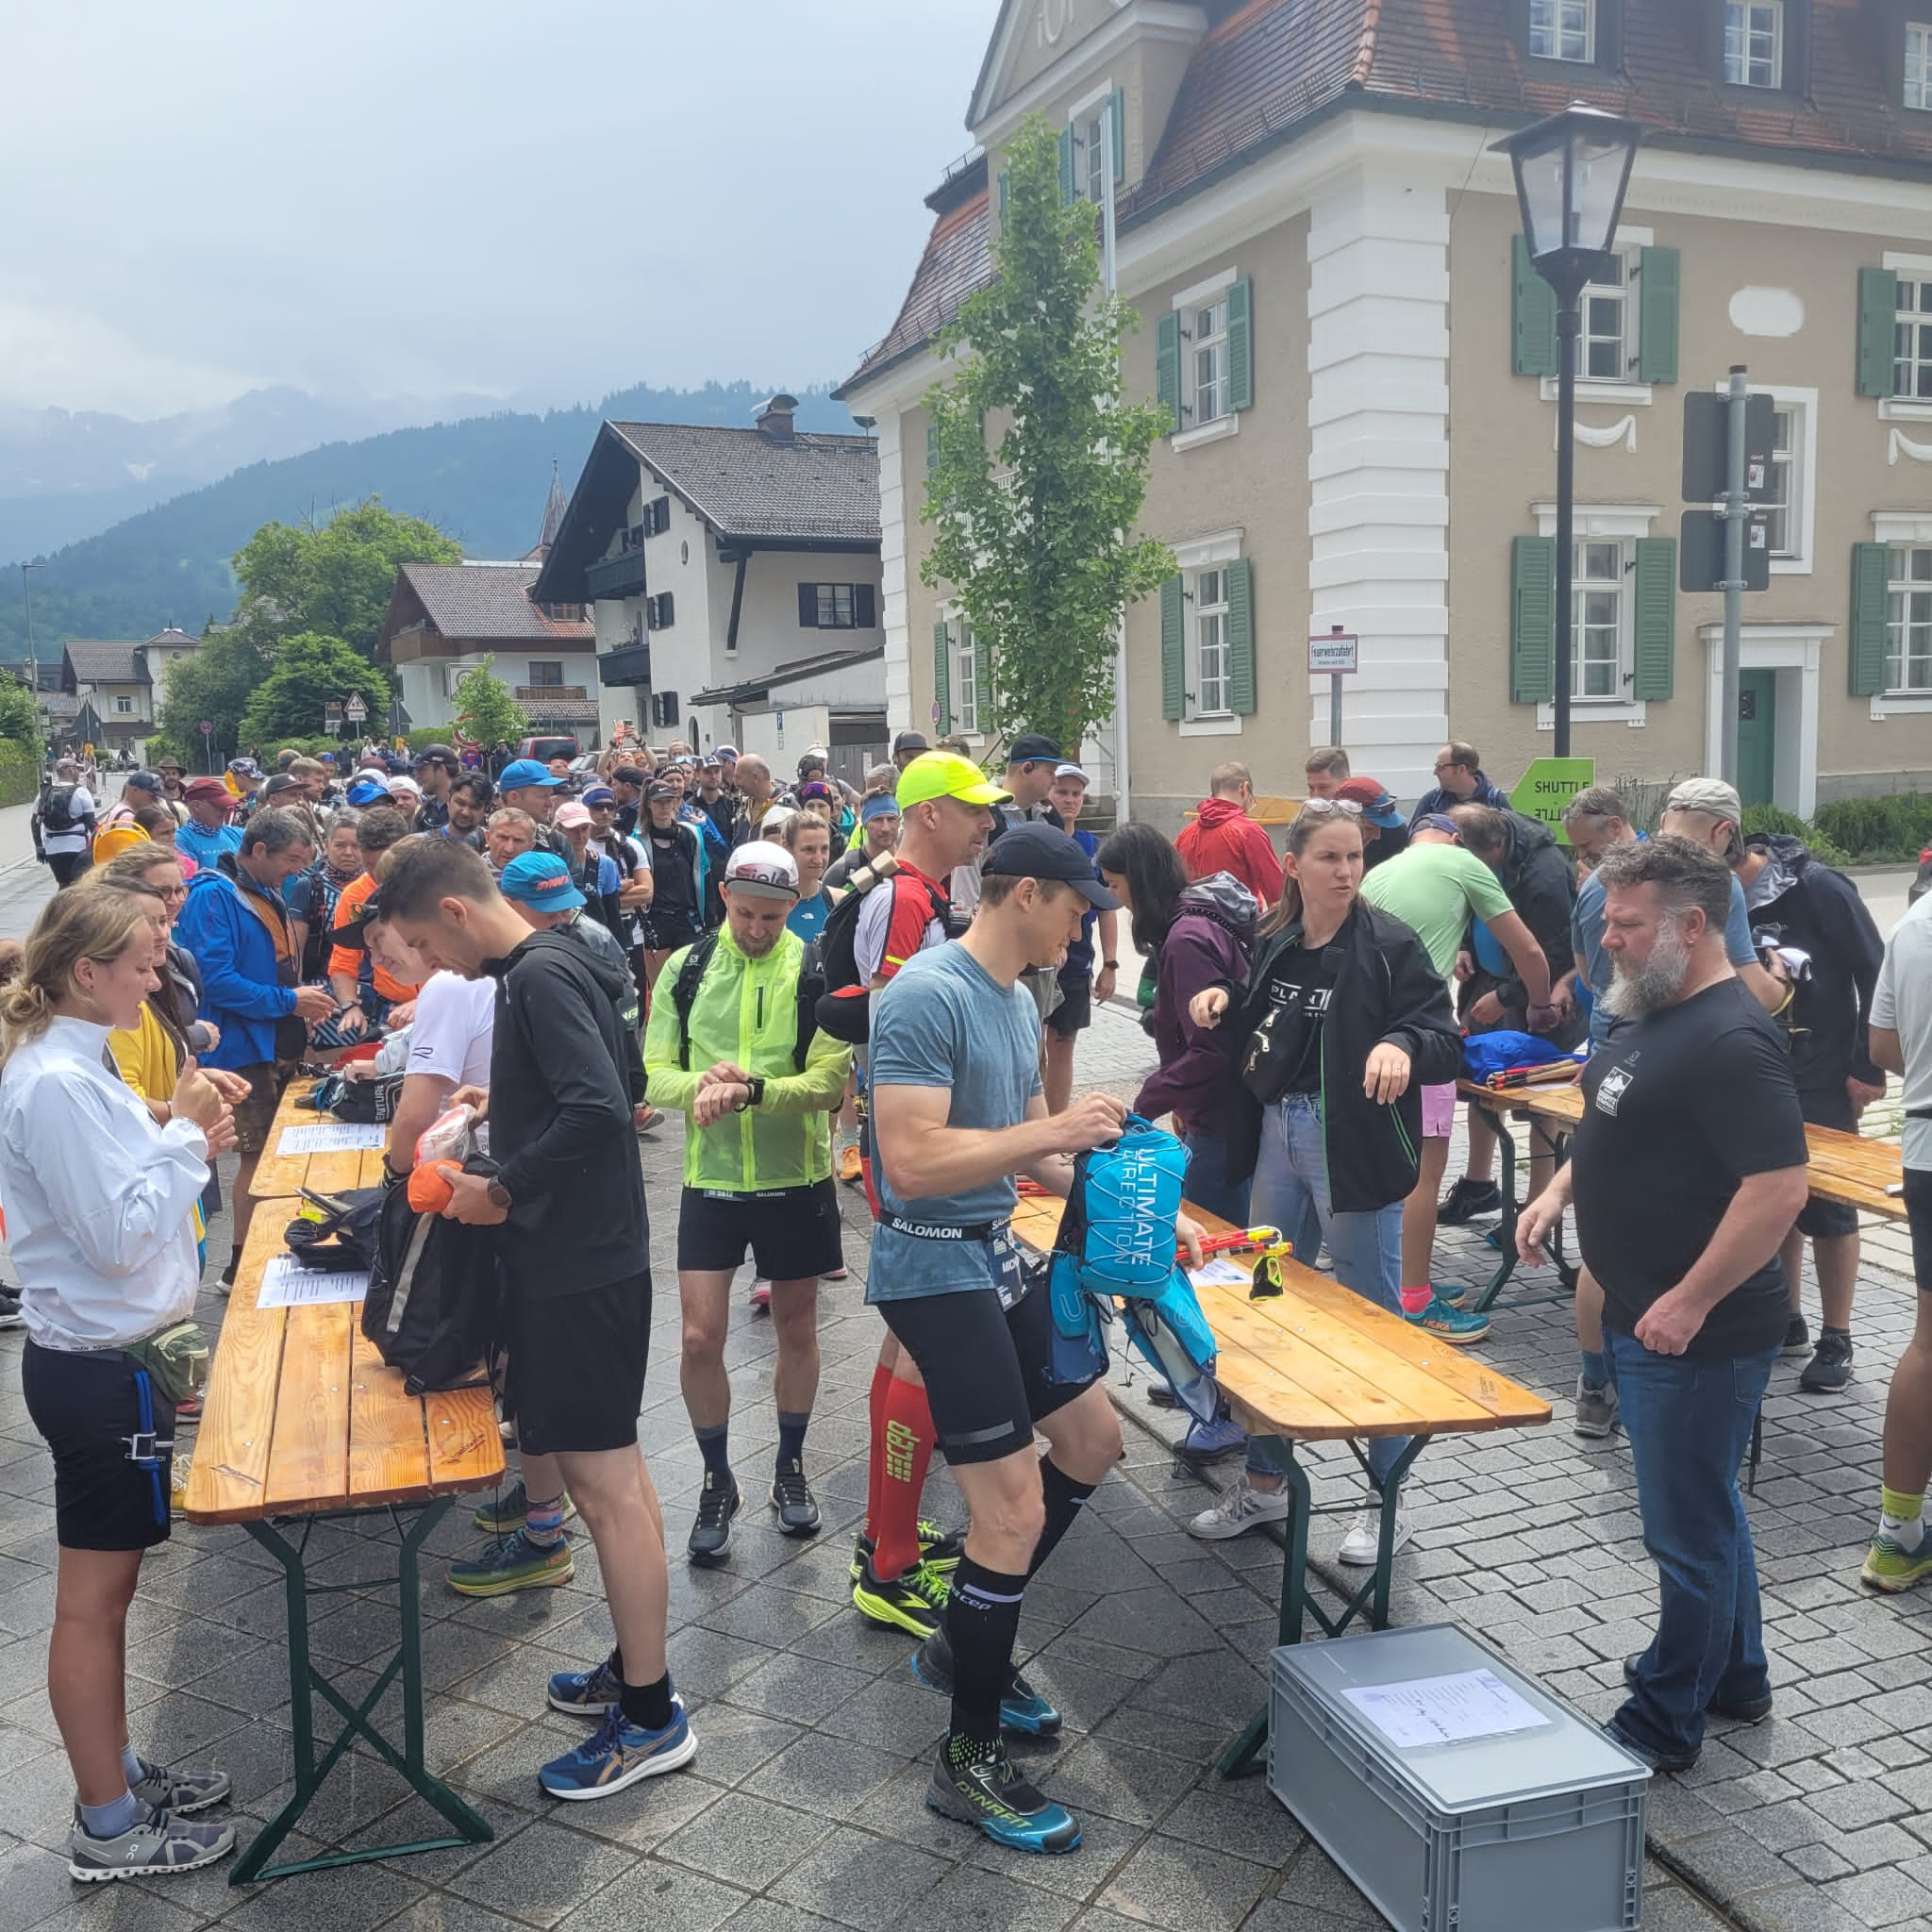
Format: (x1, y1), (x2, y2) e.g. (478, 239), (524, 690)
(486, 1179), (512, 1209)
(738, 1077), (766, 1111)
(1103, 958), (1120, 971)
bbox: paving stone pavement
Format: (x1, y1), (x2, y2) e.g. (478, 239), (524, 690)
(0, 997), (1921, 1929)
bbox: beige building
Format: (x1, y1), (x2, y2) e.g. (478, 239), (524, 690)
(841, 0), (1932, 826)
(58, 628), (199, 756)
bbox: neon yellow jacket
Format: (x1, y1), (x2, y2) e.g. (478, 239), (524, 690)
(642, 924), (852, 1191)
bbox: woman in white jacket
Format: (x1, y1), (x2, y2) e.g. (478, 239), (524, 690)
(0, 886), (243, 1882)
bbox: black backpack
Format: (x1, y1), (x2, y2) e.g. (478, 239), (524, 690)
(669, 930), (824, 1073)
(37, 784), (78, 834)
(813, 864), (954, 1044)
(358, 1181), (500, 1395)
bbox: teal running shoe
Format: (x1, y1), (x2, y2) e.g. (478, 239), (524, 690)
(1403, 1294), (1491, 1343)
(925, 1741), (1080, 1853)
(538, 1697), (695, 1801)
(548, 1649), (623, 1717)
(447, 1528), (573, 1598)
(472, 1481), (576, 1535)
(909, 1626), (1061, 1738)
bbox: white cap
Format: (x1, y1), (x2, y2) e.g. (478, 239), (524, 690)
(1054, 762), (1091, 783)
(722, 840), (799, 901)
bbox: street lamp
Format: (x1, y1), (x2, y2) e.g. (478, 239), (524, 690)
(1492, 104), (1641, 756)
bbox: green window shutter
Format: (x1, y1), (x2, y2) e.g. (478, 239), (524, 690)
(1160, 576), (1185, 721)
(1857, 267), (1900, 398)
(933, 622), (952, 734)
(1631, 536), (1677, 700)
(998, 169), (1009, 214)
(1155, 312), (1181, 432)
(1849, 541), (1890, 696)
(1226, 277), (1255, 412)
(1058, 125), (1076, 203)
(925, 418), (939, 475)
(1226, 558), (1257, 715)
(1510, 536), (1557, 704)
(1109, 86), (1125, 182)
(1512, 234), (1558, 379)
(974, 628), (992, 723)
(1637, 246), (1679, 385)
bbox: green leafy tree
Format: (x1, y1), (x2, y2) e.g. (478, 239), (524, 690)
(238, 632), (390, 749)
(921, 115), (1173, 754)
(232, 498), (460, 660)
(451, 656), (528, 747)
(0, 673), (42, 752)
(155, 625), (269, 766)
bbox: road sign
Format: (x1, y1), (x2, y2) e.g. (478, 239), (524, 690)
(198, 719), (213, 736)
(1508, 756), (1594, 844)
(324, 701), (342, 727)
(1680, 509), (1771, 593)
(1307, 632), (1359, 675)
(1682, 391), (1775, 502)
(344, 693), (368, 723)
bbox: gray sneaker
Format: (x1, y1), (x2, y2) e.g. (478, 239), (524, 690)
(68, 1804), (237, 1882)
(1574, 1375), (1621, 1440)
(128, 1757), (231, 1814)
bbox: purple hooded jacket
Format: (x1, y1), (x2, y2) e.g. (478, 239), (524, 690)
(1133, 872), (1259, 1137)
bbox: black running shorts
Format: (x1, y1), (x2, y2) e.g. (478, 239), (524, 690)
(677, 1180), (844, 1280)
(501, 1271), (651, 1457)
(1907, 1167), (1932, 1293)
(22, 1341), (174, 1552)
(878, 1282), (1096, 1466)
(1794, 1089), (1861, 1241)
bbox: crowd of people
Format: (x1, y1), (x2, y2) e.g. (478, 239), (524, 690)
(2, 717), (1926, 1879)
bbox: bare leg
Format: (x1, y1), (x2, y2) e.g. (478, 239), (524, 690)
(1813, 1231), (1858, 1333)
(556, 1445), (670, 1688)
(1576, 1266), (1605, 1355)
(1463, 1107), (1498, 1187)
(677, 1270), (734, 1430)
(230, 1152), (262, 1255)
(48, 1548), (142, 1806)
(1780, 1226), (1806, 1316)
(1041, 1032), (1075, 1117)
(1401, 1138), (1452, 1290)
(1883, 1297), (1932, 1494)
(769, 1278), (821, 1418)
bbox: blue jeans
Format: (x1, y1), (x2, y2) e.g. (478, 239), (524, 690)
(1247, 1093), (1407, 1485)
(1607, 1329), (1777, 1761)
(1181, 1130), (1251, 1228)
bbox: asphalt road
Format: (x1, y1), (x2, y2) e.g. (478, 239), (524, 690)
(0, 778), (126, 945)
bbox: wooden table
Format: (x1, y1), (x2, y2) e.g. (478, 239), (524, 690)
(1009, 1192), (1551, 1777)
(247, 1078), (392, 1200)
(184, 1195), (503, 1882)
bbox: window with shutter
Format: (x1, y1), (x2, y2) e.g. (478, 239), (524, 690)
(974, 628), (992, 724)
(1512, 235), (1559, 378)
(926, 419), (940, 475)
(1058, 125), (1076, 203)
(1226, 278), (1254, 412)
(1155, 313), (1181, 433)
(1850, 541), (1890, 695)
(798, 583), (819, 628)
(1637, 247), (1679, 384)
(1510, 536), (1557, 703)
(1225, 558), (1256, 714)
(933, 622), (952, 734)
(1109, 86), (1125, 183)
(1160, 576), (1185, 721)
(1630, 536), (1677, 699)
(856, 584), (877, 628)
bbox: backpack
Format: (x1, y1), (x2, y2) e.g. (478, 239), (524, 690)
(296, 1069), (406, 1124)
(669, 930), (824, 1074)
(36, 784), (78, 835)
(284, 1186), (387, 1273)
(814, 861), (955, 1045)
(358, 1180), (500, 1395)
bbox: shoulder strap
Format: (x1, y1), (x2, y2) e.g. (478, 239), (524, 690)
(671, 931), (721, 1071)
(792, 939), (824, 1073)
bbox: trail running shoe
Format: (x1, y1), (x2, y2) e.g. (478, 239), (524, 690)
(849, 1521), (965, 1581)
(1574, 1375), (1621, 1440)
(447, 1528), (574, 1598)
(1403, 1294), (1491, 1343)
(1799, 1330), (1854, 1392)
(688, 1474), (742, 1566)
(749, 1280), (772, 1315)
(910, 1624), (1062, 1737)
(1862, 1526), (1932, 1592)
(473, 1481), (578, 1535)
(548, 1649), (624, 1716)
(0, 1291), (25, 1330)
(771, 1459), (822, 1537)
(538, 1697), (696, 1801)
(67, 1804), (236, 1882)
(1781, 1314), (1811, 1357)
(1174, 1413), (1248, 1467)
(925, 1742), (1080, 1853)
(127, 1757), (231, 1814)
(1438, 1177), (1501, 1224)
(838, 1143), (863, 1186)
(852, 1554), (950, 1637)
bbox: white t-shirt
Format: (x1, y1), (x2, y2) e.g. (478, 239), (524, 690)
(405, 971), (495, 1091)
(1873, 893), (1932, 1172)
(40, 785), (95, 856)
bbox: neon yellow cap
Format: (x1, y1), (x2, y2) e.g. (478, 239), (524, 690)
(894, 751), (1013, 810)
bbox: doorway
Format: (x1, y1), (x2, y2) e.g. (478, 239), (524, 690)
(1737, 670), (1777, 810)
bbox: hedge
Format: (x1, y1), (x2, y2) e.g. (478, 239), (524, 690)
(1740, 803), (1853, 868)
(1810, 792), (1932, 864)
(0, 742), (40, 808)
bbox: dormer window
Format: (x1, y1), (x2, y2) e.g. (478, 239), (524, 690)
(1724, 0), (1782, 87)
(1907, 21), (1932, 109)
(1529, 0), (1594, 62)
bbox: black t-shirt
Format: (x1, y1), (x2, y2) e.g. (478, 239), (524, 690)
(1574, 976), (1807, 1359)
(646, 822), (698, 913)
(1242, 919), (1347, 1103)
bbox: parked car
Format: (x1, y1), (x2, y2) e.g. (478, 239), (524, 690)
(516, 736), (582, 767)
(1911, 843), (1930, 907)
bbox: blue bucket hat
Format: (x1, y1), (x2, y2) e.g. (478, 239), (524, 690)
(498, 851), (585, 912)
(498, 758), (565, 791)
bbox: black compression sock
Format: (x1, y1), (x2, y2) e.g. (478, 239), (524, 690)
(945, 1556), (1026, 1752)
(620, 1672), (675, 1733)
(776, 1410), (809, 1471)
(694, 1423), (732, 1486)
(1028, 1460), (1098, 1579)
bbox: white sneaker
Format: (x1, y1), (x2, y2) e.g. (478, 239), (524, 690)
(1338, 1501), (1412, 1567)
(1188, 1474), (1291, 1541)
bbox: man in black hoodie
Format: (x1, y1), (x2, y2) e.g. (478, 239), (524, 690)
(379, 838), (691, 1804)
(1739, 829), (1887, 1391)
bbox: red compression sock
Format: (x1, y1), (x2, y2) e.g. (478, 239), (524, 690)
(872, 1375), (936, 1581)
(863, 1362), (891, 1541)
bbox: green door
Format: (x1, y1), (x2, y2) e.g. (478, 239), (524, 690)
(1737, 670), (1777, 809)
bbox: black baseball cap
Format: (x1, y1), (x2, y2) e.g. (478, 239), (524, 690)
(125, 769), (165, 792)
(413, 742), (457, 769)
(1008, 732), (1062, 766)
(891, 730), (929, 757)
(981, 821), (1120, 909)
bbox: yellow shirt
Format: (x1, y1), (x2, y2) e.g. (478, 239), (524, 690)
(108, 1002), (181, 1105)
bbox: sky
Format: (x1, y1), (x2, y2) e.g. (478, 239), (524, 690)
(0, 0), (997, 421)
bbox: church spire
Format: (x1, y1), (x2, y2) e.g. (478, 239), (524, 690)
(536, 458), (568, 556)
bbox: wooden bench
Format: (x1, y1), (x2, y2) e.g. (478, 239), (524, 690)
(247, 1077), (393, 1200)
(184, 1194), (503, 1883)
(1009, 1192), (1551, 1777)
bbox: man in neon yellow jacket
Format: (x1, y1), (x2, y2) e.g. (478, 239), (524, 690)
(642, 841), (853, 1566)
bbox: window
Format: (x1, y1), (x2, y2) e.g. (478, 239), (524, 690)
(1573, 541), (1628, 700)
(527, 661), (564, 687)
(1529, 0), (1594, 61)
(954, 625), (979, 734)
(1887, 546), (1932, 691)
(114, 695), (133, 714)
(643, 496), (672, 537)
(1580, 254), (1632, 380)
(1909, 23), (1932, 108)
(1895, 275), (1932, 399)
(819, 585), (854, 628)
(1761, 406), (1797, 557)
(1191, 569), (1233, 718)
(1724, 0), (1782, 87)
(646, 592), (675, 631)
(1083, 106), (1108, 204)
(1188, 299), (1230, 426)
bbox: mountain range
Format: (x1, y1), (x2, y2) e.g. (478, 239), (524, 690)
(0, 380), (860, 662)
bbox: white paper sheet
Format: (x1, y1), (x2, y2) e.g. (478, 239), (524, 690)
(1341, 1670), (1550, 1749)
(276, 1122), (389, 1155)
(256, 1254), (369, 1309)
(1188, 1257), (1253, 1289)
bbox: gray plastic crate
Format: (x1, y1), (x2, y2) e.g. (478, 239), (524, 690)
(1268, 1624), (1650, 1932)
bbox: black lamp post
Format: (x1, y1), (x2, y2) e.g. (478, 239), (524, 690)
(1493, 104), (1641, 757)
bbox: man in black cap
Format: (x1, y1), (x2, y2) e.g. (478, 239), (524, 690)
(892, 730), (930, 774)
(98, 769), (166, 835)
(412, 744), (458, 832)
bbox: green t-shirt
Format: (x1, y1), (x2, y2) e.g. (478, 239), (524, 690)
(1359, 841), (1513, 979)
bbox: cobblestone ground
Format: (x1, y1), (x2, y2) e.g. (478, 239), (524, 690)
(0, 999), (1922, 1930)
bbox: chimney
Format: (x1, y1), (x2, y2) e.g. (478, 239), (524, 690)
(755, 393), (798, 441)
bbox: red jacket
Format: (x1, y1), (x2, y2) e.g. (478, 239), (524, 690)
(1174, 798), (1283, 908)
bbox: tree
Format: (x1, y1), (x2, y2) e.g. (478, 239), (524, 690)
(238, 632), (391, 749)
(921, 114), (1174, 755)
(450, 656), (528, 747)
(155, 625), (269, 767)
(232, 498), (460, 660)
(0, 673), (42, 752)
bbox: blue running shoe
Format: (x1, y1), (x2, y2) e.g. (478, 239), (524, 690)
(910, 1626), (1062, 1738)
(1175, 1413), (1247, 1467)
(925, 1742), (1080, 1853)
(1402, 1294), (1491, 1344)
(547, 1649), (623, 1717)
(538, 1697), (696, 1801)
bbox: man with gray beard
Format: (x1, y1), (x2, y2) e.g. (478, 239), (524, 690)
(1517, 837), (1808, 1773)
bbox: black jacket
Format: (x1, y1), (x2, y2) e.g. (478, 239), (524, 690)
(1743, 834), (1886, 1094)
(1491, 810), (1576, 1002)
(1224, 904), (1463, 1212)
(485, 927), (646, 1295)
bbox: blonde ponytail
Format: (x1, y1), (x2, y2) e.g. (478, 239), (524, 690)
(0, 891), (151, 1065)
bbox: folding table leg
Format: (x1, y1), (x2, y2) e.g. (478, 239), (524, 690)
(1470, 1110), (1520, 1312)
(1368, 1436), (1429, 1631)
(1218, 1436), (1309, 1780)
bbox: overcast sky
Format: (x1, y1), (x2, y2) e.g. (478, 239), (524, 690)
(0, 0), (995, 420)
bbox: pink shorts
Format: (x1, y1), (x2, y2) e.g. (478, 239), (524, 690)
(1422, 1081), (1457, 1140)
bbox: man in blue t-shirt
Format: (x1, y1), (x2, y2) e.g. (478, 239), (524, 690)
(868, 822), (1200, 1857)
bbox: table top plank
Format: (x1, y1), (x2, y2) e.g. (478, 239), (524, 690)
(263, 1300), (354, 1513)
(345, 1325), (433, 1508)
(423, 1382), (508, 1495)
(183, 1209), (290, 1524)
(248, 1080), (392, 1201)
